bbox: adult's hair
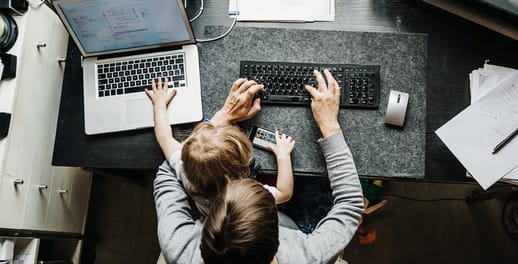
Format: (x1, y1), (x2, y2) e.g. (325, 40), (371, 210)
(181, 122), (253, 202)
(201, 178), (279, 264)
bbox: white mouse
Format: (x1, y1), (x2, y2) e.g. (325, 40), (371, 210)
(384, 90), (409, 127)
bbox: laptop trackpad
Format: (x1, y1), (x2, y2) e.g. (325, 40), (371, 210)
(126, 99), (152, 125)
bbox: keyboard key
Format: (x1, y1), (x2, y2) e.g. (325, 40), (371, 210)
(172, 75), (184, 81)
(124, 86), (147, 94)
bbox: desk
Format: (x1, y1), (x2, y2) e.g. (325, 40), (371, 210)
(52, 0), (518, 182)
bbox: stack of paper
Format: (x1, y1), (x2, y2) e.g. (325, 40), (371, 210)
(436, 63), (518, 189)
(469, 64), (518, 104)
(468, 64), (518, 185)
(228, 0), (335, 22)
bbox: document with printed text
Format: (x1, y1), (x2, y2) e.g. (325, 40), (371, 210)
(228, 0), (335, 22)
(436, 71), (518, 189)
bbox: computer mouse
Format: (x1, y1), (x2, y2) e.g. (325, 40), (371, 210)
(384, 90), (409, 127)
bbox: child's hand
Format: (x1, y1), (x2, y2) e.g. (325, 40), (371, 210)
(145, 77), (177, 107)
(269, 131), (295, 158)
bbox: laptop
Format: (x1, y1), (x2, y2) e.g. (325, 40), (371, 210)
(53, 0), (203, 135)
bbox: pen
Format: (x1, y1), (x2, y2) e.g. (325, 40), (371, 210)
(492, 127), (518, 154)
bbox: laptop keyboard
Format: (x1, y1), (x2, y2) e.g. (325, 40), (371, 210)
(240, 61), (380, 109)
(96, 53), (186, 98)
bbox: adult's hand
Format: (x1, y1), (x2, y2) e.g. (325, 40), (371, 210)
(211, 79), (264, 126)
(304, 69), (341, 138)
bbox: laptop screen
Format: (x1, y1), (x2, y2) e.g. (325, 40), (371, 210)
(54, 0), (195, 56)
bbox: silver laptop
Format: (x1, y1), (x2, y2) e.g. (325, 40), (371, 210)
(53, 0), (203, 135)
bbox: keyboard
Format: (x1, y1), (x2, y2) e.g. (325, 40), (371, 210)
(96, 53), (186, 98)
(240, 61), (380, 109)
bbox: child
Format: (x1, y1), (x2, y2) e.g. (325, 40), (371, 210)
(145, 77), (295, 215)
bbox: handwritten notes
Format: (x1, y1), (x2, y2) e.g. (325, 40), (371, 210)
(436, 71), (518, 189)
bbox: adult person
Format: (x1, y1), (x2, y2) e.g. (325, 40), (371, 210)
(153, 69), (364, 264)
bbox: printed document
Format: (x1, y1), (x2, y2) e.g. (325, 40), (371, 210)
(436, 72), (518, 189)
(229, 0), (335, 22)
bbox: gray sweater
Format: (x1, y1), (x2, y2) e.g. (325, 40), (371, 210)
(153, 131), (364, 264)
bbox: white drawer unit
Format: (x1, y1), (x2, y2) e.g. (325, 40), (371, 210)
(0, 237), (82, 264)
(46, 167), (92, 234)
(0, 5), (92, 234)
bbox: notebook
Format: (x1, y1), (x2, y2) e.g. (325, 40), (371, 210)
(53, 0), (203, 135)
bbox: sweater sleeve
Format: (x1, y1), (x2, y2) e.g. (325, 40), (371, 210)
(153, 160), (203, 264)
(317, 131), (364, 225)
(298, 131), (364, 263)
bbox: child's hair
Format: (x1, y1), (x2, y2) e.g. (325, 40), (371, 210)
(181, 122), (253, 202)
(201, 178), (279, 264)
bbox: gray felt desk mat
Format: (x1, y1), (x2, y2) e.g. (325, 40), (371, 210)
(198, 27), (427, 179)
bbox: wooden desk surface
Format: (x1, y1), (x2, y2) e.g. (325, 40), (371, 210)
(52, 0), (518, 182)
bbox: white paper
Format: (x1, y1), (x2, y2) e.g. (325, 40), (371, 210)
(436, 72), (518, 189)
(13, 254), (31, 264)
(0, 59), (4, 81)
(309, 0), (335, 21)
(470, 64), (517, 103)
(469, 64), (518, 184)
(229, 0), (334, 22)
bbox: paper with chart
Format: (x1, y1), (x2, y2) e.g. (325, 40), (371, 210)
(436, 71), (518, 189)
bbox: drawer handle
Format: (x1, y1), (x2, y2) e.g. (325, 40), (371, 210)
(36, 41), (46, 49)
(57, 57), (66, 65)
(13, 179), (24, 185)
(58, 189), (68, 195)
(37, 184), (48, 190)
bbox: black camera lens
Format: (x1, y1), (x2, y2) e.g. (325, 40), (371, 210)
(0, 12), (18, 52)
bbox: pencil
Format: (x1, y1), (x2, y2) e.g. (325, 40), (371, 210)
(492, 127), (518, 154)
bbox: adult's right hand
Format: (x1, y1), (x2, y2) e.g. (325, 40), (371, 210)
(211, 79), (264, 126)
(304, 69), (342, 138)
